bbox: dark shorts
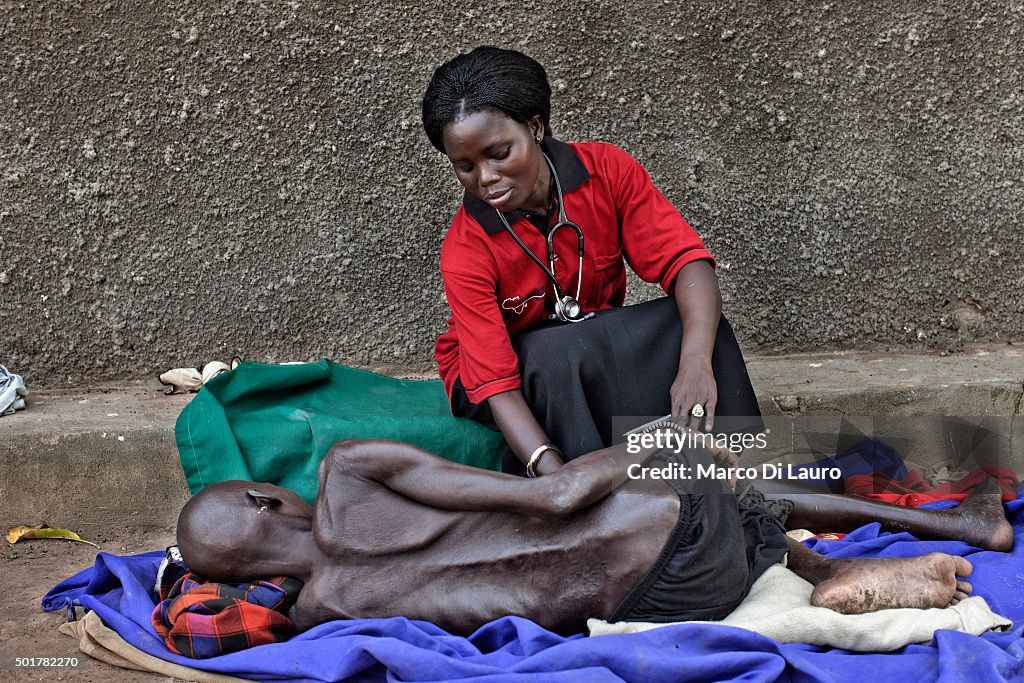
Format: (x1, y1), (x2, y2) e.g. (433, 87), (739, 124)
(452, 297), (764, 475)
(609, 450), (791, 623)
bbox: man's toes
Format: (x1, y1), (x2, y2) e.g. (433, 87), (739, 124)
(952, 556), (973, 577)
(956, 579), (973, 596)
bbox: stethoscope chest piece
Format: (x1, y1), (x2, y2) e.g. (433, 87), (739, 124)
(555, 294), (582, 322)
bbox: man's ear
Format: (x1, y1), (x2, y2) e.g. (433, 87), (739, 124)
(246, 489), (282, 509)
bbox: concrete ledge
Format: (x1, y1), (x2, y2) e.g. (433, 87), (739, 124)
(1, 383), (191, 536)
(2, 345), (1022, 534)
(749, 345), (1024, 416)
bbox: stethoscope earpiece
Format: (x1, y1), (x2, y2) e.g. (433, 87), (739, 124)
(496, 154), (587, 324)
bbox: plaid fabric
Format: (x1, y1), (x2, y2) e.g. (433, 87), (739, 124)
(152, 571), (303, 659)
(845, 466), (1019, 506)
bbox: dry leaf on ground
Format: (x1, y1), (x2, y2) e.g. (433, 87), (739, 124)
(6, 524), (99, 548)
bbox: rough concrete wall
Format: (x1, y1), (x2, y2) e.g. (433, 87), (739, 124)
(2, 1), (1022, 386)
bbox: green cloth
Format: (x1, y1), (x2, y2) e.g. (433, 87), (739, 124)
(175, 359), (505, 504)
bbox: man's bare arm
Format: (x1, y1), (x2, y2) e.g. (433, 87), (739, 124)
(323, 438), (661, 520)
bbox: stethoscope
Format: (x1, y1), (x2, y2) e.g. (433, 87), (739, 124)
(495, 154), (588, 323)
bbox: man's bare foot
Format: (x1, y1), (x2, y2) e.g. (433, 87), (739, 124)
(942, 479), (1014, 552)
(810, 553), (973, 614)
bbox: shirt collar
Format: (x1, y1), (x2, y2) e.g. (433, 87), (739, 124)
(462, 137), (591, 236)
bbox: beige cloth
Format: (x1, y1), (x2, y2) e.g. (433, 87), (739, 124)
(59, 611), (252, 682)
(589, 564), (1011, 652)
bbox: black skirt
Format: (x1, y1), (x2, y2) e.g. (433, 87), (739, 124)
(451, 297), (763, 475)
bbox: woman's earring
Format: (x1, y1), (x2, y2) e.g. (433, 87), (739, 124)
(535, 136), (542, 143)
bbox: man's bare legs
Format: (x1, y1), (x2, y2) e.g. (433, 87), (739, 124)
(754, 477), (1014, 552)
(785, 538), (974, 613)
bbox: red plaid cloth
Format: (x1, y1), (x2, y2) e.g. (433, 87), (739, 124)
(152, 571), (303, 658)
(845, 466), (1019, 506)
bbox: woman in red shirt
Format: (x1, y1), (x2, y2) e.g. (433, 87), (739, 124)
(422, 46), (762, 476)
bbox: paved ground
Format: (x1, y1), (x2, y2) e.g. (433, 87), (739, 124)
(1, 344), (1022, 680)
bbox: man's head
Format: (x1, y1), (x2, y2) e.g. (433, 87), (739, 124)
(176, 480), (314, 581)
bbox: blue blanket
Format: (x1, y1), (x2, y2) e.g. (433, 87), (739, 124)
(43, 442), (1024, 682)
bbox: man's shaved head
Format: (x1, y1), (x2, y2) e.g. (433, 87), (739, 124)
(176, 480), (313, 581)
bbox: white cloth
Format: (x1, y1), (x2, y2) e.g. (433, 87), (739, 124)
(0, 363), (27, 415)
(589, 564), (1011, 652)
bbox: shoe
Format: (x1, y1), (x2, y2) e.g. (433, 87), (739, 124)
(201, 361), (230, 383)
(159, 358), (242, 395)
(158, 367), (203, 394)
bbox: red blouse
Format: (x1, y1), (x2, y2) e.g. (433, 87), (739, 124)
(436, 138), (714, 404)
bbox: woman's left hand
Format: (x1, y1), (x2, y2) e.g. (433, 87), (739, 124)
(670, 260), (722, 433)
(670, 358), (717, 432)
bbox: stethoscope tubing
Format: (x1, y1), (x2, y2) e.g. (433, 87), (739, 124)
(495, 154), (585, 321)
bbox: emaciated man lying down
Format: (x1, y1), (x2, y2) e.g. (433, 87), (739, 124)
(176, 434), (1012, 635)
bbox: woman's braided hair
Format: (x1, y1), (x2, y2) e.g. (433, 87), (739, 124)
(422, 46), (552, 154)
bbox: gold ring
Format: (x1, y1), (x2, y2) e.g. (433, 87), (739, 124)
(690, 404), (705, 418)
